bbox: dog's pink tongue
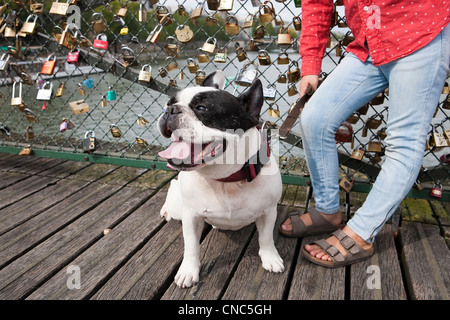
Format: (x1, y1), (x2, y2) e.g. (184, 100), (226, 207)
(158, 140), (192, 160)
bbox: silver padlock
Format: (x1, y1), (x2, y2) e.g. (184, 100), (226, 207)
(263, 84), (277, 100)
(0, 53), (11, 71)
(234, 61), (258, 87)
(36, 81), (53, 100)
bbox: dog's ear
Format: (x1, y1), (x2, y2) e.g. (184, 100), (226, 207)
(238, 79), (264, 121)
(201, 70), (226, 90)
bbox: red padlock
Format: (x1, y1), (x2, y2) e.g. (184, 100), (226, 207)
(40, 54), (57, 75)
(67, 49), (80, 64)
(335, 121), (353, 143)
(93, 33), (108, 50)
(430, 183), (443, 199)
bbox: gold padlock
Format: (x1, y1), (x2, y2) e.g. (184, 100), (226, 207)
(158, 67), (168, 78)
(277, 27), (292, 46)
(187, 58), (199, 73)
(350, 146), (365, 160)
(268, 103), (280, 118)
(110, 124), (122, 138)
(217, 0), (234, 11)
(55, 82), (64, 97)
(139, 64), (152, 82)
(175, 25), (194, 43)
(195, 70), (206, 85)
(117, 4), (128, 18)
(287, 61), (301, 83)
(214, 47), (227, 63)
(164, 36), (179, 57)
(365, 115), (383, 129)
(259, 3), (274, 24)
(138, 3), (147, 22)
(26, 126), (34, 140)
(137, 115), (149, 127)
(235, 45), (247, 62)
(258, 50), (271, 66)
(224, 16), (240, 36)
(253, 25), (265, 39)
(293, 16), (302, 31)
(367, 135), (383, 152)
(277, 73), (287, 83)
(339, 175), (354, 193)
(49, 0), (70, 16)
(287, 83), (299, 96)
(202, 37), (217, 53)
(242, 14), (254, 29)
(277, 52), (289, 64)
(20, 14), (38, 35)
(92, 13), (107, 33)
(165, 57), (178, 71)
(197, 50), (210, 63)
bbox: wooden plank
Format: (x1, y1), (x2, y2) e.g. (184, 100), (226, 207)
(287, 235), (345, 300)
(161, 224), (256, 300)
(0, 175), (59, 209)
(0, 178), (90, 237)
(0, 171), (30, 190)
(36, 160), (90, 179)
(401, 198), (437, 225)
(398, 223), (450, 300)
(11, 157), (66, 175)
(0, 185), (154, 299)
(25, 188), (168, 300)
(91, 217), (183, 300)
(222, 206), (296, 300)
(349, 224), (407, 300)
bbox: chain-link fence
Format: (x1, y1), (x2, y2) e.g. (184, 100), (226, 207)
(0, 0), (449, 199)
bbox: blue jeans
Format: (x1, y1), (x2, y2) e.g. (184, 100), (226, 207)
(300, 23), (450, 243)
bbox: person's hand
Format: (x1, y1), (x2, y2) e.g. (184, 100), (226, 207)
(299, 74), (319, 97)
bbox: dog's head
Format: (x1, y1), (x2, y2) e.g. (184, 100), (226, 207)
(158, 70), (264, 175)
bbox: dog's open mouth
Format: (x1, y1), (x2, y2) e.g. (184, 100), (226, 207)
(158, 135), (226, 171)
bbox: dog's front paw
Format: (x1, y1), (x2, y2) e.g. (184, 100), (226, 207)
(259, 249), (285, 273)
(175, 261), (200, 288)
(160, 205), (171, 221)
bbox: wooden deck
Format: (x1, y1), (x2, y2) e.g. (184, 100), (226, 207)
(0, 153), (449, 301)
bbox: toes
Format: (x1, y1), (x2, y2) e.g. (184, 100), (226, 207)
(280, 218), (292, 232)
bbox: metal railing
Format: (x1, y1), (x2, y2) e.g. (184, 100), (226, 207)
(0, 0), (450, 200)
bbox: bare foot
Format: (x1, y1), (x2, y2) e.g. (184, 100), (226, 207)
(280, 209), (342, 234)
(304, 226), (373, 261)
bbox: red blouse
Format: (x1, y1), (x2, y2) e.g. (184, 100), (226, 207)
(299, 0), (450, 76)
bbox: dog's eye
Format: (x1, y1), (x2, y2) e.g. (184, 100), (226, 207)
(196, 105), (208, 112)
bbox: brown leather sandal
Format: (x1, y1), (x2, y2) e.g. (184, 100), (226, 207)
(279, 207), (342, 238)
(301, 229), (374, 268)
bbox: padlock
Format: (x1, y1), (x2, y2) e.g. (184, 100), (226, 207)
(92, 13), (107, 33)
(217, 0), (234, 11)
(234, 61), (258, 87)
(277, 73), (287, 83)
(19, 146), (32, 156)
(253, 25), (265, 39)
(164, 36), (179, 57)
(224, 16), (240, 36)
(139, 64), (152, 82)
(101, 95), (107, 108)
(55, 83), (64, 97)
(346, 112), (360, 124)
(121, 46), (136, 65)
(339, 175), (354, 193)
(93, 33), (108, 50)
(195, 70), (206, 85)
(20, 14), (38, 35)
(165, 57), (178, 71)
(0, 53), (10, 71)
(277, 52), (290, 64)
(205, 15), (218, 26)
(263, 84), (277, 100)
(137, 115), (149, 127)
(350, 146), (365, 160)
(175, 25), (193, 43)
(37, 81), (53, 101)
(258, 50), (271, 66)
(287, 60), (301, 83)
(430, 183), (443, 199)
(358, 104), (369, 115)
(67, 48), (80, 64)
(414, 179), (424, 191)
(169, 78), (177, 87)
(156, 5), (169, 23)
(259, 3), (274, 24)
(377, 127), (388, 140)
(110, 124), (122, 138)
(190, 7), (203, 24)
(26, 126), (34, 140)
(207, 0), (219, 10)
(287, 83), (299, 96)
(4, 26), (16, 38)
(120, 26), (129, 35)
(242, 14), (254, 29)
(214, 47), (227, 63)
(277, 27), (292, 46)
(235, 45), (247, 62)
(30, 3), (44, 15)
(59, 118), (75, 132)
(367, 135), (383, 152)
(293, 16), (302, 31)
(335, 122), (353, 143)
(187, 58), (199, 73)
(24, 108), (39, 123)
(443, 95), (450, 110)
(69, 100), (89, 114)
(432, 125), (448, 148)
(82, 78), (94, 89)
(117, 4), (128, 18)
(158, 67), (168, 78)
(40, 54), (57, 75)
(370, 92), (385, 105)
(136, 136), (149, 148)
(11, 81), (22, 106)
(365, 115), (383, 129)
(49, 0), (71, 16)
(77, 83), (86, 96)
(138, 3), (147, 22)
(268, 103), (280, 118)
(107, 86), (117, 101)
(147, 24), (163, 44)
(177, 4), (188, 16)
(197, 50), (210, 63)
(202, 37), (217, 54)
(83, 130), (97, 153)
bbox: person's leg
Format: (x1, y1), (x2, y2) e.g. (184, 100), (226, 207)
(280, 52), (388, 234)
(306, 23), (450, 262)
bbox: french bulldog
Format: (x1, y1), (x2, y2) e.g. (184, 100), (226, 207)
(158, 70), (284, 288)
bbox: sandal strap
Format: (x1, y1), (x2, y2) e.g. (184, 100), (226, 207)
(288, 207), (337, 236)
(331, 229), (361, 255)
(313, 239), (345, 262)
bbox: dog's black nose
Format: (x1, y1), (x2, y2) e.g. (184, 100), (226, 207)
(166, 104), (182, 115)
